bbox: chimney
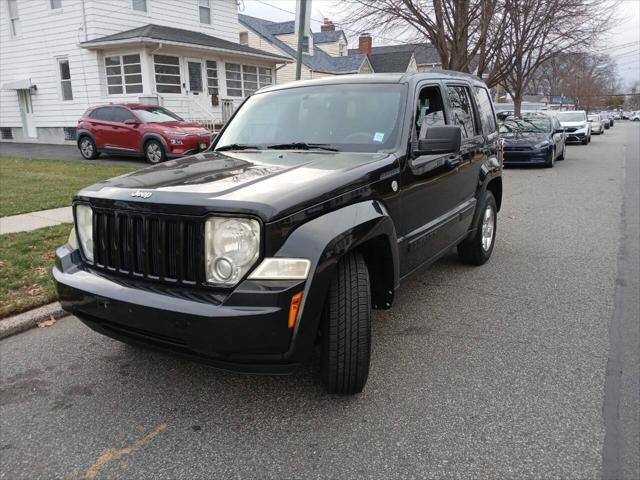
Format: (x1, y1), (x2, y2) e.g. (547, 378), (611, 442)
(321, 18), (335, 32)
(358, 33), (372, 57)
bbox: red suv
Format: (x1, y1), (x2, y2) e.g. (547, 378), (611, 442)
(76, 104), (212, 164)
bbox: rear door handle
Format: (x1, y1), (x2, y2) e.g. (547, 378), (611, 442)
(447, 155), (463, 168)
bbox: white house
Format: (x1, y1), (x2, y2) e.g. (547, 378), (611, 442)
(0, 0), (289, 144)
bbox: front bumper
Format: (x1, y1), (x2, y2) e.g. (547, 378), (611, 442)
(53, 245), (310, 374)
(166, 135), (211, 158)
(503, 146), (551, 165)
(565, 130), (587, 142)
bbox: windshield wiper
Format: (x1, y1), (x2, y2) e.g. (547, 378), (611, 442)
(215, 144), (261, 152)
(266, 142), (339, 152)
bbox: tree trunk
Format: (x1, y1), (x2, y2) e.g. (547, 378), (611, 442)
(513, 90), (523, 117)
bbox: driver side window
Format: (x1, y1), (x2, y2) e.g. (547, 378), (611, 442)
(416, 85), (446, 140)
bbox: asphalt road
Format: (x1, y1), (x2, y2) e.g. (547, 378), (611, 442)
(0, 142), (142, 167)
(1, 123), (638, 480)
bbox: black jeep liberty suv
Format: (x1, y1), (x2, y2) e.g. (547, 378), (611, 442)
(54, 72), (502, 394)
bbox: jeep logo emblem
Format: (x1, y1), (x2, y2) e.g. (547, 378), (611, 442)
(130, 190), (152, 199)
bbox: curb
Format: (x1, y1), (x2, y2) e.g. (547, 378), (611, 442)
(0, 302), (68, 340)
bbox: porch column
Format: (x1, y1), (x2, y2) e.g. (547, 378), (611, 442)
(140, 47), (155, 96)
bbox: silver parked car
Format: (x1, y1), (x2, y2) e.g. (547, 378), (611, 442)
(588, 114), (605, 134)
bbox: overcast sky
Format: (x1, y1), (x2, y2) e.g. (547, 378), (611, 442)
(240, 0), (640, 89)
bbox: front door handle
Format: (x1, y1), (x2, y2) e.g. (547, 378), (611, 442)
(447, 155), (463, 168)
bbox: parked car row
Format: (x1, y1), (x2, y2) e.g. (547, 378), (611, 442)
(497, 107), (620, 168)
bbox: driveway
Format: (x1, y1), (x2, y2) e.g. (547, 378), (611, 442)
(0, 142), (142, 166)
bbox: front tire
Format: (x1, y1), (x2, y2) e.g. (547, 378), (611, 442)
(545, 146), (556, 168)
(145, 139), (166, 164)
(321, 252), (371, 395)
(458, 191), (497, 266)
(78, 136), (99, 160)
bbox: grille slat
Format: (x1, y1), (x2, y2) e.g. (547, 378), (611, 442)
(92, 209), (204, 286)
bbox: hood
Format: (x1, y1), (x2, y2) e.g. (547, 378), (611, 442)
(501, 131), (548, 145)
(149, 121), (210, 134)
(558, 120), (587, 127)
(76, 150), (395, 221)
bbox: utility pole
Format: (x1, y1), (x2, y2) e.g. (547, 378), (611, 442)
(295, 0), (308, 81)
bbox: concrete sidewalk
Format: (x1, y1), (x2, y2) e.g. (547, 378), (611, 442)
(0, 206), (73, 234)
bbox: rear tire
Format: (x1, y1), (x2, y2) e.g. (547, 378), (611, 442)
(145, 139), (166, 164)
(458, 191), (497, 266)
(78, 136), (99, 160)
(321, 252), (371, 395)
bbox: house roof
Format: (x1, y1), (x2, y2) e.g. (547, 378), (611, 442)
(239, 14), (368, 74)
(313, 30), (345, 44)
(79, 24), (289, 62)
(349, 43), (442, 66)
(368, 51), (415, 73)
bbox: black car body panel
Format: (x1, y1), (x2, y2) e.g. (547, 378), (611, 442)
(54, 71), (503, 373)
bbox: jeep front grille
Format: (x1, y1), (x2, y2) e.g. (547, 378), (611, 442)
(92, 209), (204, 285)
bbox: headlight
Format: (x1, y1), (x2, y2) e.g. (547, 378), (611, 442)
(68, 227), (78, 249)
(534, 140), (549, 149)
(249, 258), (311, 280)
(75, 204), (94, 262)
(205, 217), (260, 286)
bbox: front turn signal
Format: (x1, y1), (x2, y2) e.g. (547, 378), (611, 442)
(288, 291), (303, 329)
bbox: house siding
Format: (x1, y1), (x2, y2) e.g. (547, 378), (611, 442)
(0, 0), (278, 142)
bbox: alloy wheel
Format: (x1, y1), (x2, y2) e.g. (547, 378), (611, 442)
(146, 143), (162, 163)
(80, 139), (93, 158)
(481, 205), (495, 251)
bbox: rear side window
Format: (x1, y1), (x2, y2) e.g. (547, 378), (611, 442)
(89, 107), (112, 121)
(111, 107), (135, 123)
(446, 85), (478, 139)
(474, 87), (497, 135)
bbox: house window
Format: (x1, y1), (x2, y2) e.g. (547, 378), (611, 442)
(239, 31), (248, 46)
(225, 63), (272, 97)
(105, 54), (143, 94)
(199, 0), (211, 24)
(302, 36), (309, 53)
(8, 0), (21, 36)
(206, 60), (219, 95)
(50, 0), (62, 9)
(258, 67), (272, 88)
(154, 54), (181, 94)
(58, 58), (73, 101)
(132, 0), (147, 12)
(339, 43), (346, 56)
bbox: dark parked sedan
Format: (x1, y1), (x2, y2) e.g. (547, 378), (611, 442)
(499, 114), (566, 168)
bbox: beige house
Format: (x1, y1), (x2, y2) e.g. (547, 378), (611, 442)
(238, 15), (373, 83)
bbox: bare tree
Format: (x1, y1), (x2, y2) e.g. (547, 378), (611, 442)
(339, 0), (617, 113)
(560, 53), (621, 112)
(498, 0), (617, 115)
(338, 0), (512, 87)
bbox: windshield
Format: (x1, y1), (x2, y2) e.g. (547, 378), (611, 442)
(499, 116), (551, 133)
(588, 115), (600, 121)
(132, 107), (183, 123)
(215, 84), (406, 153)
(555, 112), (585, 122)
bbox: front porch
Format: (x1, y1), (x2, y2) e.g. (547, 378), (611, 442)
(80, 24), (289, 130)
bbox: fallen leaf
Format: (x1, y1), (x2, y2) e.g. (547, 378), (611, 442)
(37, 316), (57, 328)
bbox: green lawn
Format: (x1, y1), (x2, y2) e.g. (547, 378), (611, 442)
(0, 156), (137, 217)
(0, 224), (70, 318)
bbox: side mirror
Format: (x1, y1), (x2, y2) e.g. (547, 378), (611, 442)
(124, 118), (140, 125)
(416, 126), (461, 155)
